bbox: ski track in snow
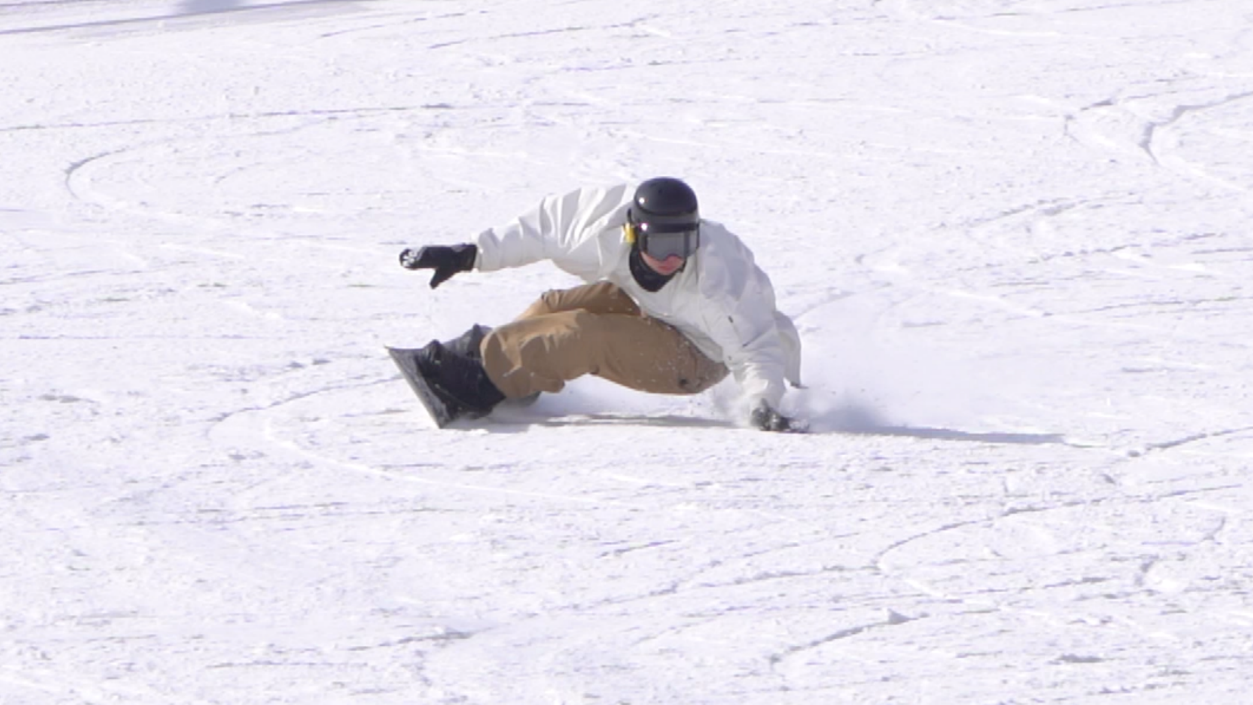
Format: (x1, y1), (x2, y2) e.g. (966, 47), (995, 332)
(3, 0), (1253, 703)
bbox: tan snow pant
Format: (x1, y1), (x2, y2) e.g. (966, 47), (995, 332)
(479, 281), (729, 400)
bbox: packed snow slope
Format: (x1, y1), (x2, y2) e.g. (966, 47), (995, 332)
(3, 1), (1252, 703)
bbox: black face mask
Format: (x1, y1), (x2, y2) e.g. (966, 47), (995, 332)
(628, 246), (679, 293)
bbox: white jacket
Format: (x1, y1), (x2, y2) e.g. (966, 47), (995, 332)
(472, 184), (803, 411)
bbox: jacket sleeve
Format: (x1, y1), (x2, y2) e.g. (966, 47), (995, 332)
(697, 229), (795, 411)
(471, 184), (632, 275)
(709, 283), (792, 411)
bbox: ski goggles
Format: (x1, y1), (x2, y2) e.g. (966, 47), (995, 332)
(628, 211), (701, 260)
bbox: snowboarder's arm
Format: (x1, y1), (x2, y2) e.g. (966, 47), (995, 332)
(735, 347), (805, 433)
(698, 237), (802, 431)
(399, 184), (632, 285)
(472, 184), (631, 273)
(718, 310), (794, 422)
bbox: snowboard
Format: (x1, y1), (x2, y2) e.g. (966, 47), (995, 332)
(387, 346), (455, 428)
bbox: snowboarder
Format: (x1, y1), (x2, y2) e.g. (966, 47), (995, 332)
(396, 177), (804, 432)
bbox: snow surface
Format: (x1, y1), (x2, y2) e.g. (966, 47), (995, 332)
(3, 0), (1253, 702)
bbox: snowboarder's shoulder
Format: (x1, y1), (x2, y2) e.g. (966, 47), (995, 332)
(698, 221), (754, 258)
(692, 221), (761, 287)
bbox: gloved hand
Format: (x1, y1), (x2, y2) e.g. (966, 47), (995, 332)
(751, 400), (805, 433)
(399, 244), (478, 289)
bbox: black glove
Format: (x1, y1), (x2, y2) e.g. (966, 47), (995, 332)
(399, 244), (478, 289)
(751, 400), (804, 433)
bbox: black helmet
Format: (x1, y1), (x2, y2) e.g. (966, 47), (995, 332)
(627, 177), (701, 259)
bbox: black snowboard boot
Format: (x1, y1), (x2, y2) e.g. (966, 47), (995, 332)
(441, 324), (491, 361)
(414, 339), (506, 420)
(441, 324), (540, 408)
